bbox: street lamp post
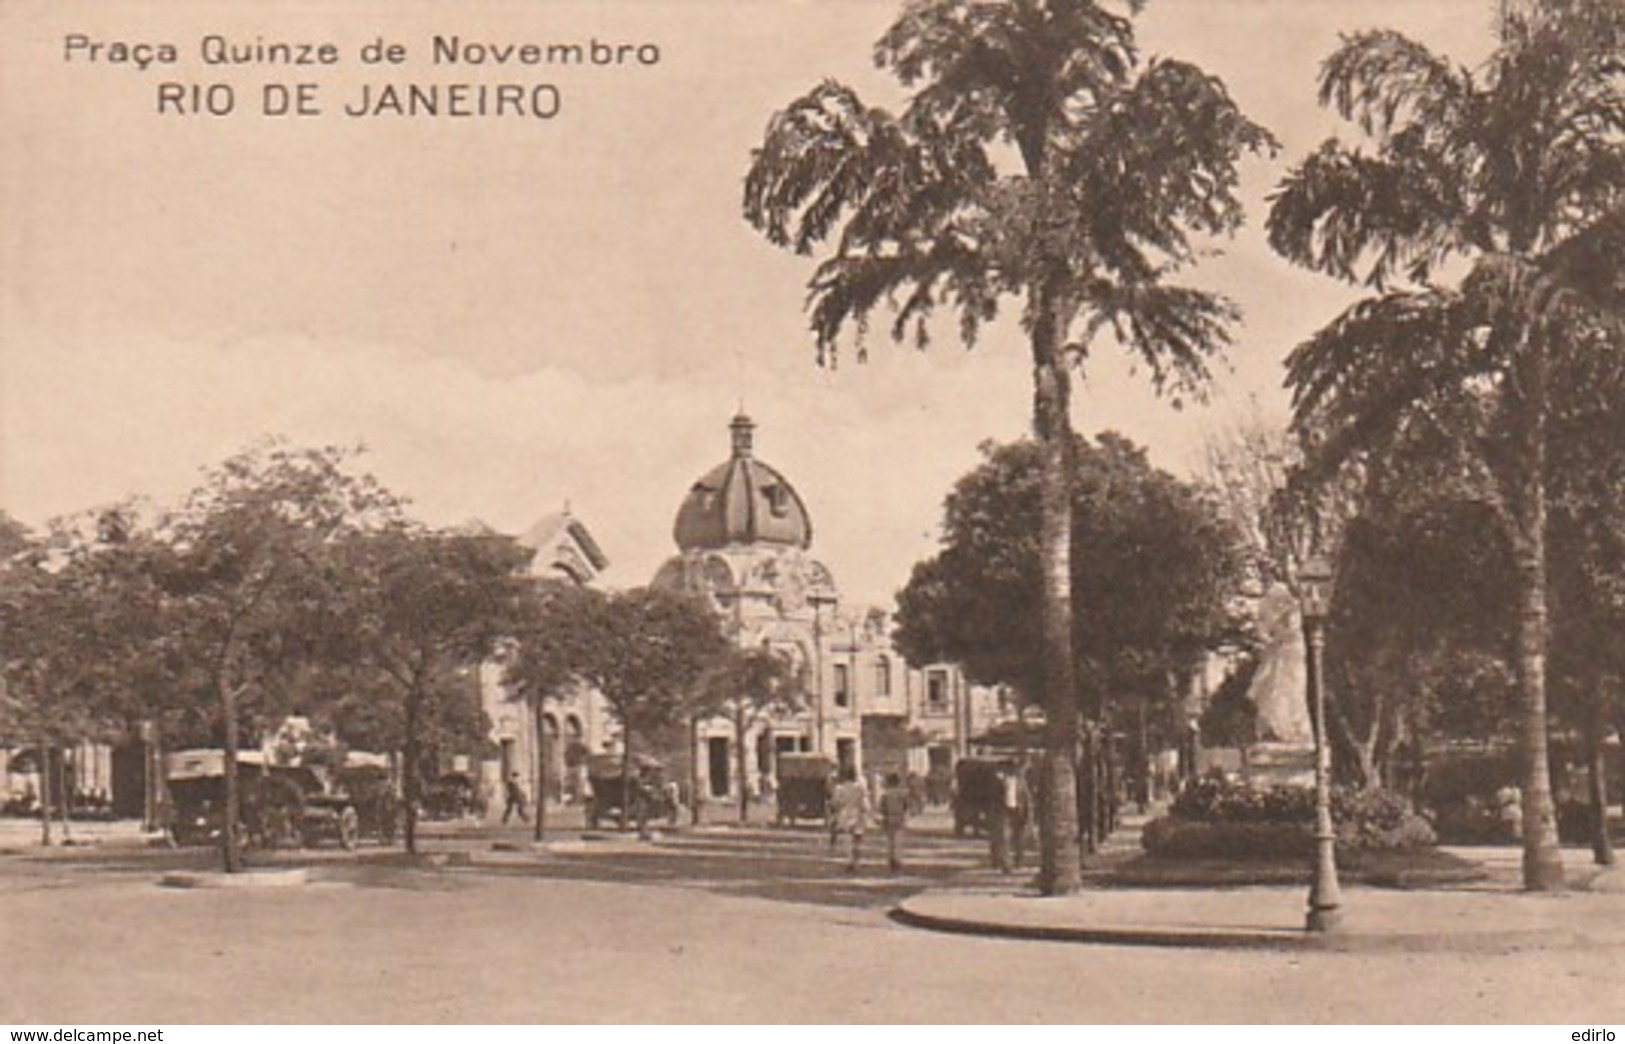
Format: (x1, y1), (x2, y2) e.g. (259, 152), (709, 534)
(1299, 554), (1342, 932)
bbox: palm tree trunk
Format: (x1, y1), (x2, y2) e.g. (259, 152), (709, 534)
(1509, 355), (1564, 891)
(1032, 296), (1082, 896)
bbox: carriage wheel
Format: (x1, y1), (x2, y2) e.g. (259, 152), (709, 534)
(337, 807), (360, 851)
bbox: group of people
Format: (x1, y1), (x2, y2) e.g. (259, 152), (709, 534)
(824, 760), (1033, 875)
(826, 768), (912, 873)
(500, 757), (1036, 878)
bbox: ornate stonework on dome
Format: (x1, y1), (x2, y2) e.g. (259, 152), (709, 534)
(672, 413), (813, 552)
(651, 545), (837, 621)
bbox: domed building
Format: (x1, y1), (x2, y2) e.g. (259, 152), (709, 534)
(654, 414), (1013, 805)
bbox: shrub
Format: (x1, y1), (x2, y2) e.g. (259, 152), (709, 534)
(1142, 817), (1311, 860)
(1145, 778), (1435, 859)
(1416, 747), (1519, 844)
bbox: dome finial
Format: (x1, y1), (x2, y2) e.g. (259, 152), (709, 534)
(730, 412), (755, 458)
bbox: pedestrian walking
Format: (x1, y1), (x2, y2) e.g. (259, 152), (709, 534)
(878, 772), (910, 872)
(828, 767), (870, 873)
(502, 772), (529, 824)
(990, 762), (1030, 873)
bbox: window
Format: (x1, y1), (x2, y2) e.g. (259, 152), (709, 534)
(833, 663), (851, 708)
(874, 656), (892, 698)
(925, 670), (950, 713)
(762, 483), (790, 517)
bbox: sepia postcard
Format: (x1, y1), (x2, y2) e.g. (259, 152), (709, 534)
(2, 0), (1621, 1028)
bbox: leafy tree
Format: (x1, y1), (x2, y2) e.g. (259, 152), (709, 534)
(0, 511), (31, 560)
(336, 524), (534, 853)
(1547, 387), (1625, 865)
(508, 586), (730, 830)
(895, 434), (1244, 843)
(147, 441), (402, 871)
(1266, 0), (1625, 888)
(0, 507), (170, 844)
(743, 0), (1273, 894)
(710, 644), (804, 824)
(1198, 406), (1367, 602)
(1326, 468), (1521, 787)
(505, 578), (600, 841)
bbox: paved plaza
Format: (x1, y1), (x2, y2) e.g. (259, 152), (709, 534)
(3, 812), (1624, 1023)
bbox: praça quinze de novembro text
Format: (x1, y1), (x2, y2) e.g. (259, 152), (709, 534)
(62, 34), (662, 118)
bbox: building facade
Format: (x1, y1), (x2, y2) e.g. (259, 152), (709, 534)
(477, 509), (617, 806)
(652, 413), (1012, 803)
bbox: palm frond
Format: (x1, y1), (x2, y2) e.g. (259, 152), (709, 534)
(1286, 290), (1489, 474)
(1063, 57), (1277, 277)
(1539, 205), (1625, 316)
(879, 0), (1139, 162)
(1078, 280), (1241, 399)
(1267, 138), (1471, 289)
(1319, 29), (1472, 141)
(805, 243), (1001, 364)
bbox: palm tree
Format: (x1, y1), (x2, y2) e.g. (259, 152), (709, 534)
(1267, 0), (1625, 890)
(743, 0), (1272, 894)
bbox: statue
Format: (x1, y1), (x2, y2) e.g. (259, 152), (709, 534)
(1245, 580), (1314, 744)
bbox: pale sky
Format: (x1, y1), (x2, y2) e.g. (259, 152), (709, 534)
(0, 0), (1495, 605)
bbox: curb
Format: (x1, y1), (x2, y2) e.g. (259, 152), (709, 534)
(892, 894), (1593, 953)
(158, 868), (313, 889)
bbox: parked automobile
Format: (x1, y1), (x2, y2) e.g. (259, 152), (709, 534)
(336, 763), (399, 845)
(419, 770), (485, 821)
(952, 756), (1017, 837)
(774, 753), (836, 826)
(164, 749), (277, 848)
(585, 754), (676, 829)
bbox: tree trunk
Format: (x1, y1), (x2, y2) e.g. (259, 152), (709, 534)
(619, 741), (633, 833)
(1030, 284), (1082, 895)
(1508, 352), (1564, 891)
(542, 696), (555, 839)
(1076, 720), (1096, 856)
(219, 665), (244, 873)
(1587, 698), (1614, 866)
(402, 679), (423, 855)
(690, 715), (703, 827)
(57, 748), (72, 842)
(38, 735), (52, 848)
(736, 708), (751, 825)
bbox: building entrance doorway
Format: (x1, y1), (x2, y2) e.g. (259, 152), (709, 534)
(835, 738), (856, 778)
(707, 737), (730, 798)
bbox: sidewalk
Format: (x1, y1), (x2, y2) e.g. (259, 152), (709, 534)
(0, 816), (160, 851)
(895, 815), (1625, 952)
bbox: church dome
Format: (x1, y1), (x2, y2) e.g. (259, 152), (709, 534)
(673, 414), (812, 552)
